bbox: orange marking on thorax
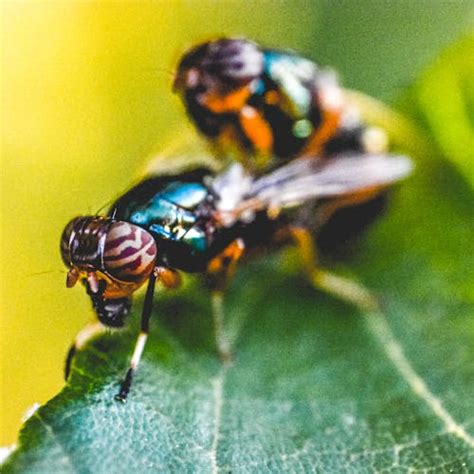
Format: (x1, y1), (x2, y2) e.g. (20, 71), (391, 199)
(204, 86), (252, 113)
(239, 106), (273, 155)
(303, 108), (342, 157)
(302, 87), (344, 157)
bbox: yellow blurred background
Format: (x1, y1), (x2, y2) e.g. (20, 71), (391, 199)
(1, 1), (472, 445)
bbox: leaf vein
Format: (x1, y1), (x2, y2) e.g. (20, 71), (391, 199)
(209, 368), (226, 474)
(366, 311), (474, 449)
(34, 412), (78, 472)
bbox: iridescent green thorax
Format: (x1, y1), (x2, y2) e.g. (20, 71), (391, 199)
(109, 173), (231, 272)
(127, 181), (209, 251)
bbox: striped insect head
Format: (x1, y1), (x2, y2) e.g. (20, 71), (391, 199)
(60, 217), (157, 297)
(174, 38), (264, 95)
(102, 221), (157, 285)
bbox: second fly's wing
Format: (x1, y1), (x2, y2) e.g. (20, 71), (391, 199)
(223, 153), (413, 222)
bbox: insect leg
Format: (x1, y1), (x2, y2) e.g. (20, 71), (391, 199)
(210, 292), (231, 363)
(290, 227), (378, 313)
(114, 267), (180, 402)
(206, 238), (246, 362)
(115, 270), (157, 402)
(64, 321), (106, 380)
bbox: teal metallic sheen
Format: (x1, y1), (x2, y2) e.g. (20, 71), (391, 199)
(112, 177), (220, 272)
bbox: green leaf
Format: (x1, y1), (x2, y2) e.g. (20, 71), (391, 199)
(400, 33), (474, 186)
(3, 148), (474, 472)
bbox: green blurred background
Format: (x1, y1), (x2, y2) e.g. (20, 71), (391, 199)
(1, 1), (472, 445)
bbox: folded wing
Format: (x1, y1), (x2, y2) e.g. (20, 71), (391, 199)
(213, 153), (413, 223)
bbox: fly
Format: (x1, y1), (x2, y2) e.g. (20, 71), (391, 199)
(60, 153), (412, 401)
(174, 37), (387, 171)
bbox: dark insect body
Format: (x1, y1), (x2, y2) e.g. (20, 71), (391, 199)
(174, 38), (386, 171)
(61, 153), (412, 401)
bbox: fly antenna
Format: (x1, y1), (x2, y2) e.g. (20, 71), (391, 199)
(94, 198), (115, 215)
(142, 66), (176, 79)
(26, 269), (67, 279)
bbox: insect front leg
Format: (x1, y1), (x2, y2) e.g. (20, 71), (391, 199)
(115, 267), (181, 403)
(206, 238), (245, 363)
(290, 226), (378, 313)
(64, 321), (106, 380)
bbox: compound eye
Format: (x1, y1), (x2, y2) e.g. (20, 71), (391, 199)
(60, 218), (77, 266)
(205, 39), (264, 85)
(103, 222), (157, 283)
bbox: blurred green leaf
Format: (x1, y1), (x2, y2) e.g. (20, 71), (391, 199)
(310, 0), (473, 101)
(400, 33), (474, 186)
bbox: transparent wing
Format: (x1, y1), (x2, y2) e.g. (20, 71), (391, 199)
(222, 153), (413, 220)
